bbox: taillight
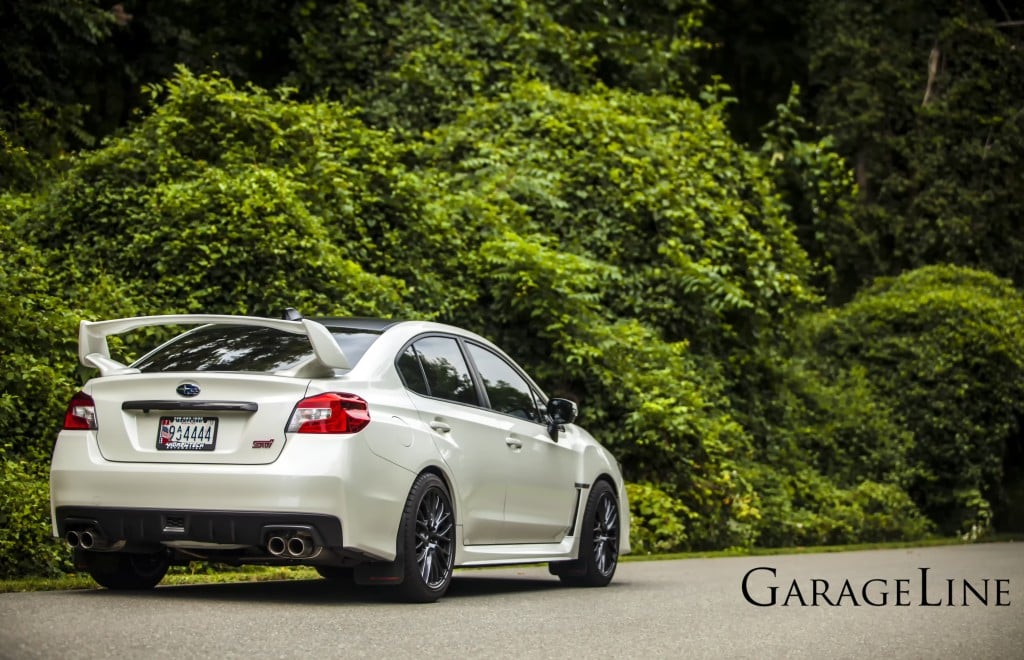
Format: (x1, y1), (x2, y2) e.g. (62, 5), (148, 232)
(286, 393), (370, 434)
(63, 392), (98, 430)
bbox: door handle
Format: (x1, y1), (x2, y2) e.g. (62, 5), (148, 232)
(505, 437), (523, 450)
(429, 421), (451, 434)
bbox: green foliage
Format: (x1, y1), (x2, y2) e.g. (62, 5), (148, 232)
(697, 2), (1024, 300)
(0, 0), (121, 164)
(626, 482), (691, 554)
(0, 457), (70, 579)
(413, 80), (828, 549)
(542, 0), (711, 93)
(697, 0), (808, 143)
(16, 70), (412, 320)
(419, 81), (818, 353)
(751, 467), (933, 547)
(759, 86), (862, 299)
(0, 0), (116, 107)
(6, 65), (989, 576)
(289, 0), (709, 131)
(805, 1), (1024, 294)
(812, 265), (1024, 535)
(0, 213), (86, 461)
(0, 0), (302, 168)
(736, 327), (924, 547)
(0, 117), (70, 195)
(747, 357), (915, 489)
(845, 481), (934, 542)
(291, 0), (586, 130)
(124, 1), (299, 90)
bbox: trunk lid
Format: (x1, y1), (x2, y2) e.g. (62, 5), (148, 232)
(87, 373), (309, 464)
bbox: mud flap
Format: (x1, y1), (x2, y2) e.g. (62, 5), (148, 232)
(548, 559), (585, 577)
(354, 560), (405, 586)
(73, 547), (124, 571)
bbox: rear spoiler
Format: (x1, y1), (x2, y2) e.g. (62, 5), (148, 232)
(79, 314), (350, 377)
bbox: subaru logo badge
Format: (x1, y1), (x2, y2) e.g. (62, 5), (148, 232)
(176, 383), (201, 397)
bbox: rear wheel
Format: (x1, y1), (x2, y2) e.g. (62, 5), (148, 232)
(397, 473), (455, 602)
(553, 481), (619, 587)
(83, 550), (170, 590)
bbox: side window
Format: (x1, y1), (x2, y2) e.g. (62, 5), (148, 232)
(397, 346), (429, 396)
(404, 336), (480, 406)
(466, 343), (543, 423)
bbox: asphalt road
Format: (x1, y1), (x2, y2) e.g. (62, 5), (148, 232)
(1, 543), (1022, 659)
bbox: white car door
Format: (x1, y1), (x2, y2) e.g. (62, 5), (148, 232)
(396, 336), (508, 545)
(463, 343), (579, 544)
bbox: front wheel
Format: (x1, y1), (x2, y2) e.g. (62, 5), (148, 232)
(81, 549), (170, 590)
(552, 481), (620, 587)
(396, 473), (455, 602)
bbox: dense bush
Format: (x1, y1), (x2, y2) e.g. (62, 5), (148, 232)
(0, 213), (130, 461)
(0, 458), (69, 579)
(16, 71), (414, 321)
(811, 265), (1024, 535)
(626, 482), (692, 554)
(751, 467), (933, 547)
(289, 0), (708, 131)
(413, 81), (824, 549)
(419, 81), (818, 349)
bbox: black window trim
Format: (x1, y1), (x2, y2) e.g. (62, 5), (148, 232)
(397, 342), (433, 398)
(462, 339), (549, 427)
(395, 332), (549, 428)
(394, 333), (487, 409)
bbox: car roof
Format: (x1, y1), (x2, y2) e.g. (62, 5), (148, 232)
(312, 317), (405, 332)
(309, 318), (497, 350)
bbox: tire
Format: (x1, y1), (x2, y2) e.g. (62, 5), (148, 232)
(553, 480), (620, 587)
(396, 472), (455, 603)
(315, 565), (355, 582)
(83, 550), (170, 590)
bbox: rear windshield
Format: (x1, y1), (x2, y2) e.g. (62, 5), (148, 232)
(132, 325), (380, 373)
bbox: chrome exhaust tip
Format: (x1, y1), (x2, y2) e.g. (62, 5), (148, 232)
(65, 530), (81, 548)
(267, 535), (287, 557)
(79, 529), (98, 550)
(286, 535), (312, 558)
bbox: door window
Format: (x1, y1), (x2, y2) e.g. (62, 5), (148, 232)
(397, 345), (429, 395)
(399, 336), (480, 406)
(466, 344), (543, 423)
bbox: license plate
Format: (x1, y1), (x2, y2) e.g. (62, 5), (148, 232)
(157, 416), (218, 451)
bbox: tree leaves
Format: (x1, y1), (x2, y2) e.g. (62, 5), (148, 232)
(812, 265), (1024, 535)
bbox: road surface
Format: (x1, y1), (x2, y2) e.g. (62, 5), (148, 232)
(1, 543), (1021, 659)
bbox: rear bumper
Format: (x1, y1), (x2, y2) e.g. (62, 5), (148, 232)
(50, 427), (416, 561)
(55, 506), (344, 548)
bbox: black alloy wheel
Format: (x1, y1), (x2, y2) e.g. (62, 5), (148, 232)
(554, 480), (619, 587)
(591, 487), (619, 577)
(398, 472), (455, 602)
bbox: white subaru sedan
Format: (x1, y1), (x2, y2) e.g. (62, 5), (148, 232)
(50, 312), (629, 601)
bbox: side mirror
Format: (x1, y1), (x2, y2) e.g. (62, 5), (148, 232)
(546, 398), (578, 441)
